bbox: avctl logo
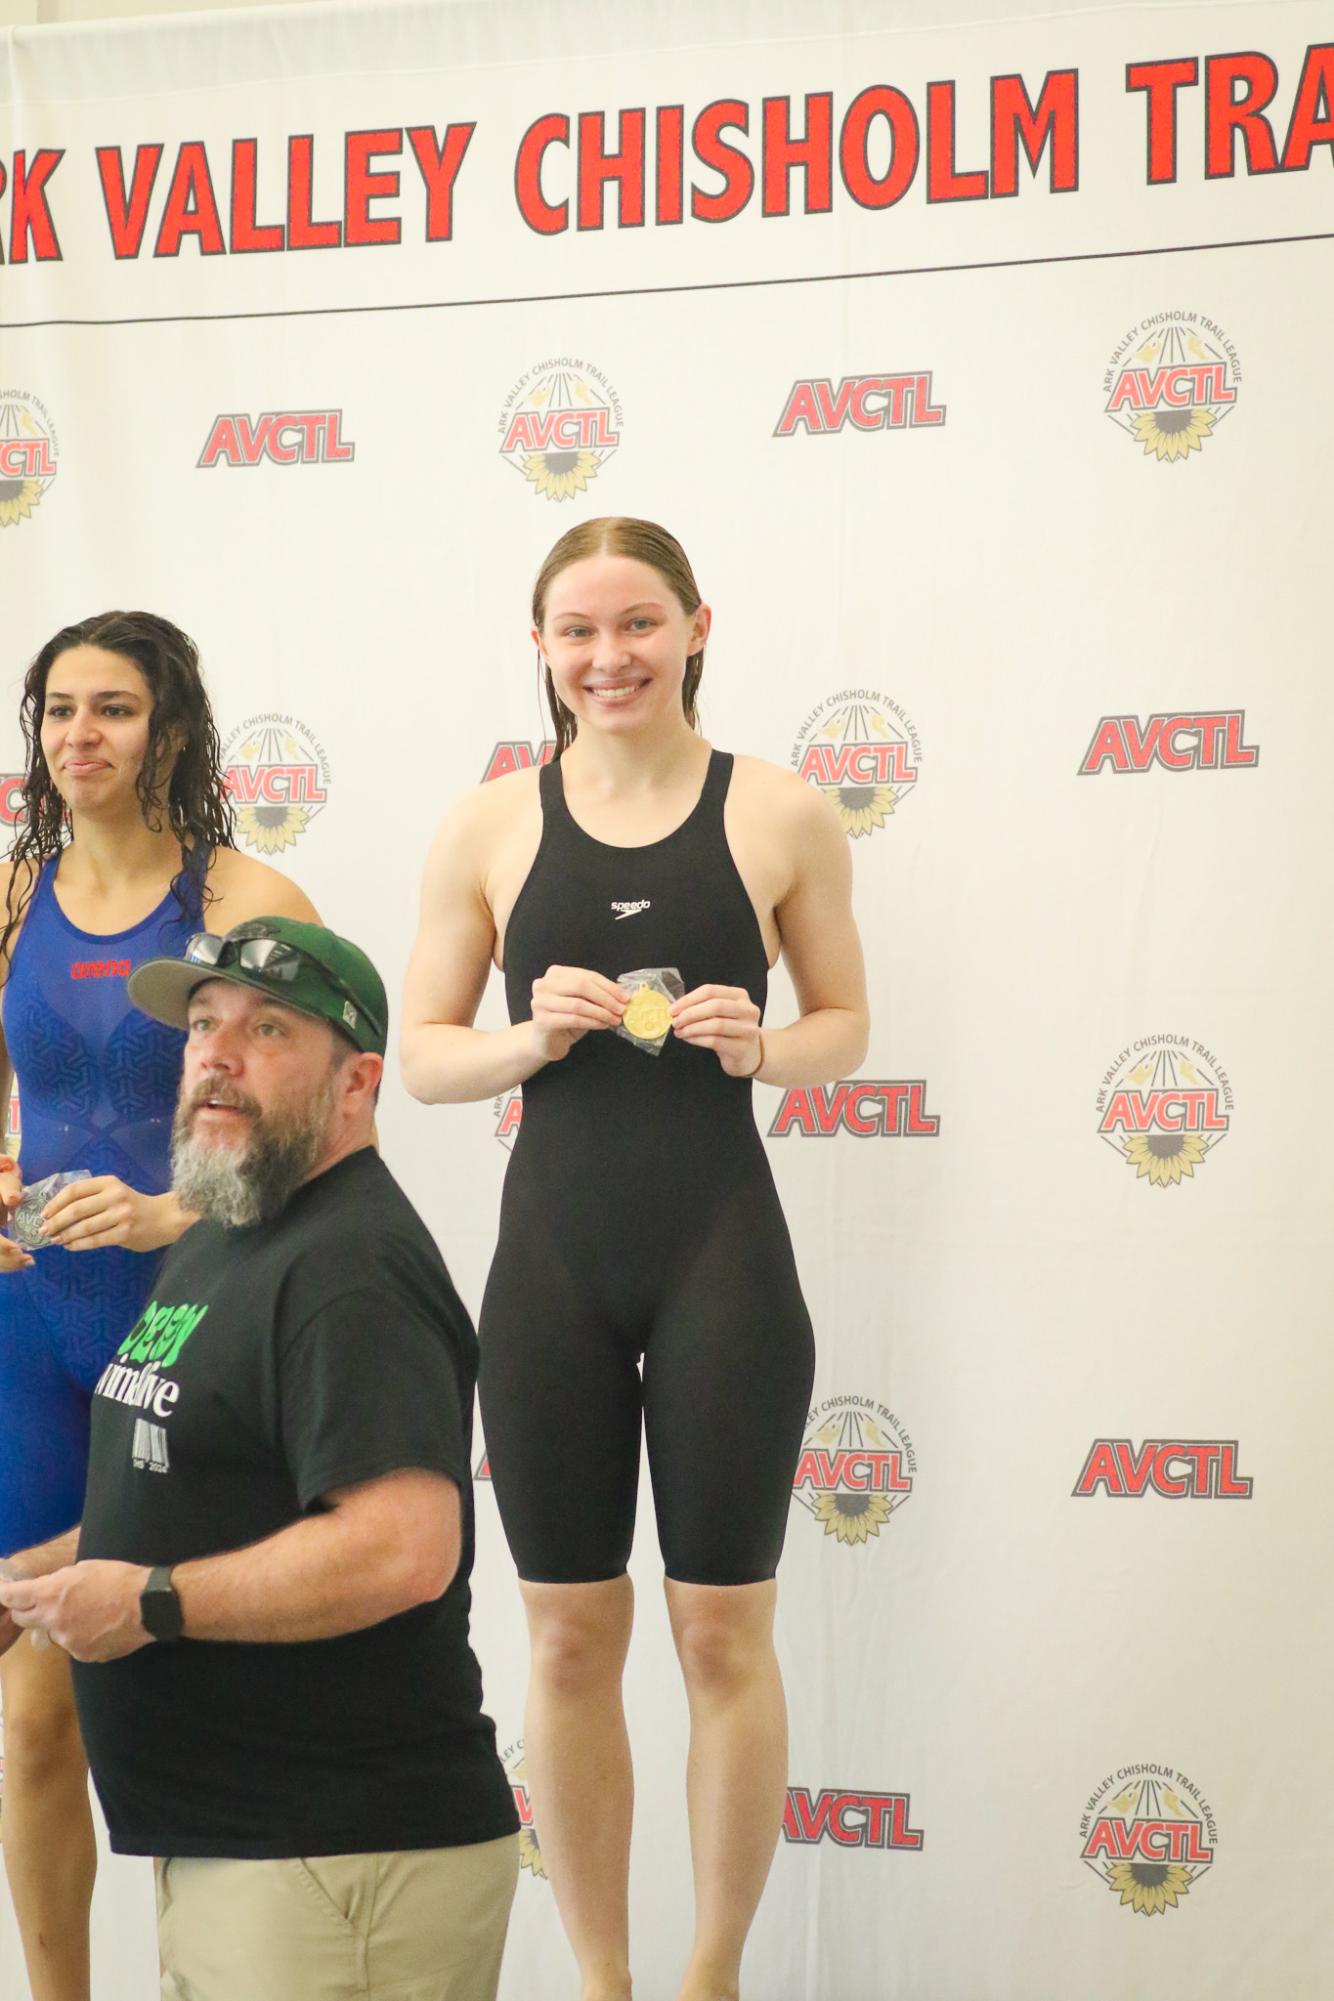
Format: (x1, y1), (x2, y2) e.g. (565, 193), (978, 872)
(770, 1080), (938, 1138)
(1080, 1766), (1217, 1917)
(198, 411), (355, 467)
(1103, 313), (1240, 461)
(783, 1788), (924, 1851)
(0, 774), (26, 826)
(498, 360), (622, 502)
(775, 373), (945, 437)
(792, 690), (922, 839)
(1074, 1440), (1252, 1499)
(1080, 712), (1258, 775)
(499, 1741), (545, 1880)
(1096, 1035), (1233, 1189)
(493, 1087), (523, 1151)
(792, 1395), (915, 1546)
(222, 713), (331, 854)
(0, 391), (59, 527)
(481, 741), (555, 783)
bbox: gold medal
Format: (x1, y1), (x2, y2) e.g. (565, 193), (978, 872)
(622, 983), (673, 1041)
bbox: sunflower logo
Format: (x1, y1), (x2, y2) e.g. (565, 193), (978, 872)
(233, 802), (309, 854)
(793, 1398), (915, 1548)
(1097, 1038), (1232, 1190)
(507, 1757), (546, 1880)
(793, 694), (921, 840)
(1080, 1769), (1216, 1917)
(1106, 1859), (1192, 1916)
(1122, 1130), (1209, 1187)
(222, 716), (331, 857)
(522, 449), (600, 502)
(0, 395), (58, 529)
(499, 362), (622, 503)
(1129, 405), (1217, 462)
(810, 1490), (894, 1544)
(1104, 315), (1240, 459)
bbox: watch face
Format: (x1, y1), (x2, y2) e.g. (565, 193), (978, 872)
(141, 1572), (183, 1642)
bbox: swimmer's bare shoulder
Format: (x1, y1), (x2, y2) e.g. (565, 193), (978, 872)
(725, 753), (842, 889)
(0, 857), (41, 987)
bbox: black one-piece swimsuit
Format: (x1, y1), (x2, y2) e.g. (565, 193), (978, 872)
(478, 749), (815, 1587)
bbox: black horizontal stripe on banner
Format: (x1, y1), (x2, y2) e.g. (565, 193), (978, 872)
(2, 228), (1329, 330)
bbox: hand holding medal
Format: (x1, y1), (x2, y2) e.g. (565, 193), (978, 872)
(615, 967), (685, 1056)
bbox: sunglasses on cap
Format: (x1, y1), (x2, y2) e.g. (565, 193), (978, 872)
(181, 927), (385, 1043)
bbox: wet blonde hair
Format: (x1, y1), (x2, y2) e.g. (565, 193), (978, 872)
(532, 517), (705, 756)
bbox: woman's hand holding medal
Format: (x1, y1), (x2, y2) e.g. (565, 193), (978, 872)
(670, 984), (764, 1078)
(529, 965), (628, 1061)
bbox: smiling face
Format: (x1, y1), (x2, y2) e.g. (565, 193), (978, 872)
(536, 553), (711, 742)
(39, 644), (164, 817)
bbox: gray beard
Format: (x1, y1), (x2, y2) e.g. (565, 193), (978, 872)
(171, 1075), (338, 1229)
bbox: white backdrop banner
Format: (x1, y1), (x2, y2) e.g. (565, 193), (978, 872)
(1, 1), (1332, 1997)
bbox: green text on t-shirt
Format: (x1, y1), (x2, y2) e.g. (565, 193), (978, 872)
(117, 1299), (209, 1370)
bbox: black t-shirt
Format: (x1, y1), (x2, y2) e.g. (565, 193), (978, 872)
(72, 1147), (518, 1859)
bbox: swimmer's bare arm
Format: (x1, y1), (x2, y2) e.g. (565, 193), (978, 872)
(42, 853), (323, 1255)
(675, 774), (868, 1087)
(0, 863), (33, 1269)
(400, 783), (625, 1105)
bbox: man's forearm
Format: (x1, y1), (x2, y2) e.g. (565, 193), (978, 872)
(174, 1488), (455, 1644)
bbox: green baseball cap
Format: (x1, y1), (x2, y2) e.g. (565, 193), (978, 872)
(128, 916), (388, 1056)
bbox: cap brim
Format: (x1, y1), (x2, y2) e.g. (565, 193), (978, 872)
(128, 958), (273, 1030)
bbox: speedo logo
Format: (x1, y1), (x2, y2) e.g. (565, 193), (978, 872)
(71, 959), (130, 980)
(611, 900), (650, 920)
(116, 1298), (208, 1369)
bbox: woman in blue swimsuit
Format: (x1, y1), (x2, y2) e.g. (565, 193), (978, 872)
(0, 611), (318, 2001)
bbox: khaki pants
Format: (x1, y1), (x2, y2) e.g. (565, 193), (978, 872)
(156, 1835), (519, 2001)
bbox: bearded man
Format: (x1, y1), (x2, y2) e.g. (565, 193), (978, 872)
(0, 918), (518, 2001)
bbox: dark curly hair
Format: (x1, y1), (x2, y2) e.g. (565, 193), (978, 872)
(1, 611), (235, 965)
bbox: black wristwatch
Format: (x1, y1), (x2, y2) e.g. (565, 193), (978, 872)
(139, 1565), (184, 1643)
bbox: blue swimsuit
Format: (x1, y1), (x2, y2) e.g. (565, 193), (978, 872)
(0, 859), (202, 1551)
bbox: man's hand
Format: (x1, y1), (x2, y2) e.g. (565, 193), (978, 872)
(0, 1561), (153, 1662)
(41, 1178), (176, 1254)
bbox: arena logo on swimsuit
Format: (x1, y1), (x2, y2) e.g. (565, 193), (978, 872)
(221, 712), (332, 855)
(791, 690), (921, 839)
(497, 359), (623, 503)
(1079, 711), (1259, 774)
(1073, 1440), (1253, 1499)
(1079, 1766), (1218, 1917)
(1103, 312), (1241, 461)
(1096, 1035), (1233, 1190)
(480, 740), (555, 783)
(0, 390), (59, 529)
(791, 1395), (915, 1547)
(70, 959), (131, 980)
(769, 1079), (938, 1138)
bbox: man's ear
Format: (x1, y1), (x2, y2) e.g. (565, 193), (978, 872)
(345, 1051), (384, 1107)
